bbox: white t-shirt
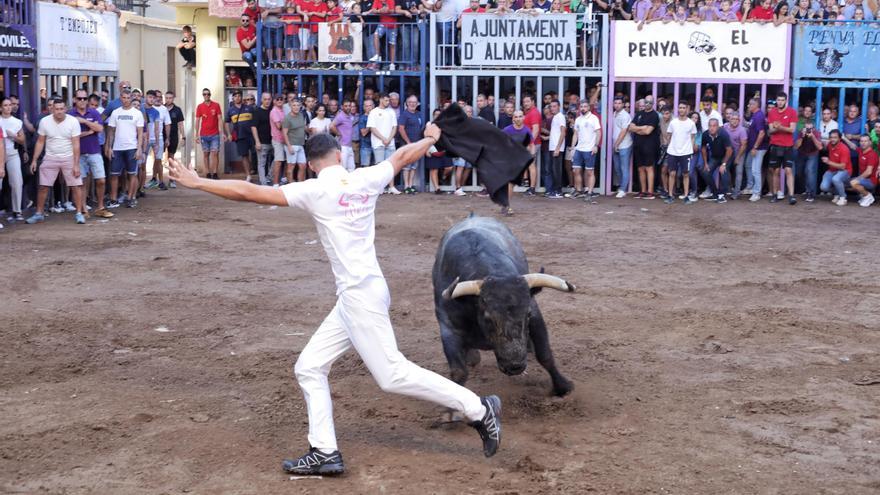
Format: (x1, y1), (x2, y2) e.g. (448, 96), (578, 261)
(613, 110), (633, 149)
(0, 115), (22, 152)
(107, 106), (145, 151)
(366, 106), (398, 149)
(308, 117), (331, 134)
(699, 109), (723, 134)
(667, 117), (697, 157)
(280, 161), (395, 307)
(573, 113), (601, 152)
(548, 112), (567, 152)
(152, 104), (171, 140)
(38, 115), (81, 158)
(437, 0), (468, 22)
(820, 119), (838, 142)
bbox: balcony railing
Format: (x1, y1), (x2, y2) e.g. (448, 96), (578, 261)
(256, 19), (428, 73)
(1, 0), (35, 24)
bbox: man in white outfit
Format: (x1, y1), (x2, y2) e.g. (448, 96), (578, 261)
(167, 124), (501, 476)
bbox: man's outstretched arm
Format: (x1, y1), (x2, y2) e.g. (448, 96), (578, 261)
(386, 123), (440, 175)
(168, 158), (288, 206)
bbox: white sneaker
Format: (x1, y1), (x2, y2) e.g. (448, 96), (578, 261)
(749, 193), (761, 202)
(615, 190), (626, 198)
(832, 195), (839, 202)
(245, 175), (252, 183)
(699, 189), (712, 199)
(776, 190), (785, 200)
(63, 201), (76, 212)
(369, 54), (381, 62)
(388, 186), (402, 195)
(389, 63), (396, 71)
(678, 194), (687, 200)
(741, 188), (752, 195)
(859, 194), (874, 207)
(835, 197), (848, 206)
(454, 187), (467, 196)
(273, 184), (280, 189)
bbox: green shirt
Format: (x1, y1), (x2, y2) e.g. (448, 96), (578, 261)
(282, 112), (307, 146)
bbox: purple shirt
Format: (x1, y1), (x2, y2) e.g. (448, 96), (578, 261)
(634, 0), (653, 21)
(68, 107), (102, 155)
(723, 123), (748, 154)
(332, 111), (356, 146)
(503, 125), (533, 147)
(715, 8), (738, 20)
(747, 110), (768, 151)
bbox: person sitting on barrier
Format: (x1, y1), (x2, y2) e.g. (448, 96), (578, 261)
(237, 14), (259, 74)
(820, 130), (852, 206)
(177, 25), (197, 69)
(850, 135), (878, 207)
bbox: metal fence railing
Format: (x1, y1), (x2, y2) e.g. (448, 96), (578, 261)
(1, 0), (34, 24)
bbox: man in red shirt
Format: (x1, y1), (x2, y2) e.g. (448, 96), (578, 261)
(766, 91), (798, 205)
(367, 0), (397, 69)
(850, 135), (878, 207)
(298, 0), (326, 64)
(522, 94), (541, 195)
(237, 14), (258, 73)
(243, 0), (262, 20)
(820, 130), (852, 206)
(195, 88), (224, 179)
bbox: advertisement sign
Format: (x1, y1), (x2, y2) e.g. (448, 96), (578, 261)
(37, 2), (119, 72)
(318, 22), (364, 63)
(613, 22), (790, 81)
(460, 14), (578, 67)
(793, 23), (880, 80)
(0, 24), (36, 61)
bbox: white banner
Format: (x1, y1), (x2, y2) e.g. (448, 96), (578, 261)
(37, 2), (119, 72)
(613, 22), (790, 81)
(460, 14), (577, 67)
(318, 22), (364, 63)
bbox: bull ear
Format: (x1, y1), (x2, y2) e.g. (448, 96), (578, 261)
(441, 277), (484, 300)
(523, 273), (576, 293)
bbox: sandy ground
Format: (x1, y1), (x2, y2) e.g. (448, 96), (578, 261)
(1, 188), (879, 495)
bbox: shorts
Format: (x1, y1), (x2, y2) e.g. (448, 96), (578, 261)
(167, 135), (179, 155)
(149, 139), (164, 157)
(200, 135), (221, 152)
(375, 25), (398, 45)
(40, 155), (84, 187)
(235, 138), (253, 157)
(262, 23), (283, 47)
(299, 30), (312, 50)
(80, 153), (106, 180)
(111, 149), (139, 176)
(285, 33), (300, 50)
(633, 145), (658, 168)
(854, 178), (876, 191)
(272, 141), (287, 162)
(403, 161), (418, 171)
(572, 150), (595, 170)
(768, 145), (794, 169)
(286, 144), (306, 164)
(667, 154), (692, 175)
(452, 157), (472, 168)
(360, 146), (374, 167)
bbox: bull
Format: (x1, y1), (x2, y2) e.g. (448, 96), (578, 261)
(432, 215), (574, 397)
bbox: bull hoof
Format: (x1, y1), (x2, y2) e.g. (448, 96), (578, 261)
(465, 349), (481, 368)
(450, 368), (469, 385)
(552, 378), (574, 397)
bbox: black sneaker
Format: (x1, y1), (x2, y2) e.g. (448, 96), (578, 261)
(469, 395), (502, 457)
(769, 195), (779, 203)
(525, 187), (536, 196)
(282, 448), (345, 475)
(788, 195), (797, 205)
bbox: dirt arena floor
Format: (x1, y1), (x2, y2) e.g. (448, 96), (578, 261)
(2, 187), (879, 494)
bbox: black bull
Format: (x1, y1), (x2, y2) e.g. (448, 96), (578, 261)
(432, 215), (574, 397)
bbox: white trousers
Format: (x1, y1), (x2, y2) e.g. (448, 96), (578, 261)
(340, 146), (355, 172)
(294, 277), (485, 450)
(2, 152), (23, 214)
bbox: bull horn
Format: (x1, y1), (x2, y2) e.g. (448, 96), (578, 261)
(523, 273), (576, 292)
(442, 277), (484, 299)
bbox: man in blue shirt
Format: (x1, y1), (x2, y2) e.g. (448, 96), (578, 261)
(397, 95), (423, 193)
(358, 99), (374, 167)
(225, 90), (256, 182)
(700, 118), (733, 204)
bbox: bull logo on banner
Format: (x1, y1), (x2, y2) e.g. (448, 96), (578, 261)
(318, 22), (363, 63)
(811, 47), (849, 75)
(329, 23), (354, 56)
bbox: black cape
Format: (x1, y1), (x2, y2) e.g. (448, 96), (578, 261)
(433, 104), (533, 207)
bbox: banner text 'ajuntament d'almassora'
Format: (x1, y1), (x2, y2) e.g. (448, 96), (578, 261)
(460, 14), (577, 67)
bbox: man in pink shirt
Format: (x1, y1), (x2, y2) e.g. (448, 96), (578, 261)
(269, 94), (288, 187)
(766, 92), (798, 205)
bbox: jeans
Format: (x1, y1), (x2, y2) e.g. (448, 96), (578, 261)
(256, 144), (272, 185)
(437, 21), (455, 66)
(689, 151), (704, 195)
(360, 146), (374, 167)
(732, 154), (745, 193)
(612, 146), (632, 191)
(795, 153), (819, 195)
(242, 48), (258, 72)
(543, 151), (563, 194)
(400, 22), (420, 65)
(700, 157), (730, 196)
(749, 149), (767, 195)
(820, 170), (850, 197)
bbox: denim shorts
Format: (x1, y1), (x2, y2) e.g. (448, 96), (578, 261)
(80, 153), (105, 179)
(404, 161), (418, 171)
(572, 150), (595, 170)
(262, 23), (283, 47)
(284, 33), (300, 50)
(200, 135), (221, 152)
(452, 157), (472, 169)
(360, 146), (374, 167)
(376, 25), (398, 45)
(111, 149), (139, 176)
(855, 177), (876, 191)
(149, 139), (164, 156)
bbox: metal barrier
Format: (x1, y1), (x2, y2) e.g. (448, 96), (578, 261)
(428, 12), (609, 193)
(0, 0), (34, 23)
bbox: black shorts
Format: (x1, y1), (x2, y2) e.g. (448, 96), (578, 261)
(768, 145), (794, 169)
(667, 154), (692, 175)
(633, 145), (658, 168)
(235, 138), (253, 157)
(167, 135), (179, 155)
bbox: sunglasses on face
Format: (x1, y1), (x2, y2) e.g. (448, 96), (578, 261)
(203, 93), (211, 96)
(76, 96), (88, 101)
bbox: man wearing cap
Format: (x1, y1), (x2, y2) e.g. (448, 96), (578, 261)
(166, 125), (502, 476)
